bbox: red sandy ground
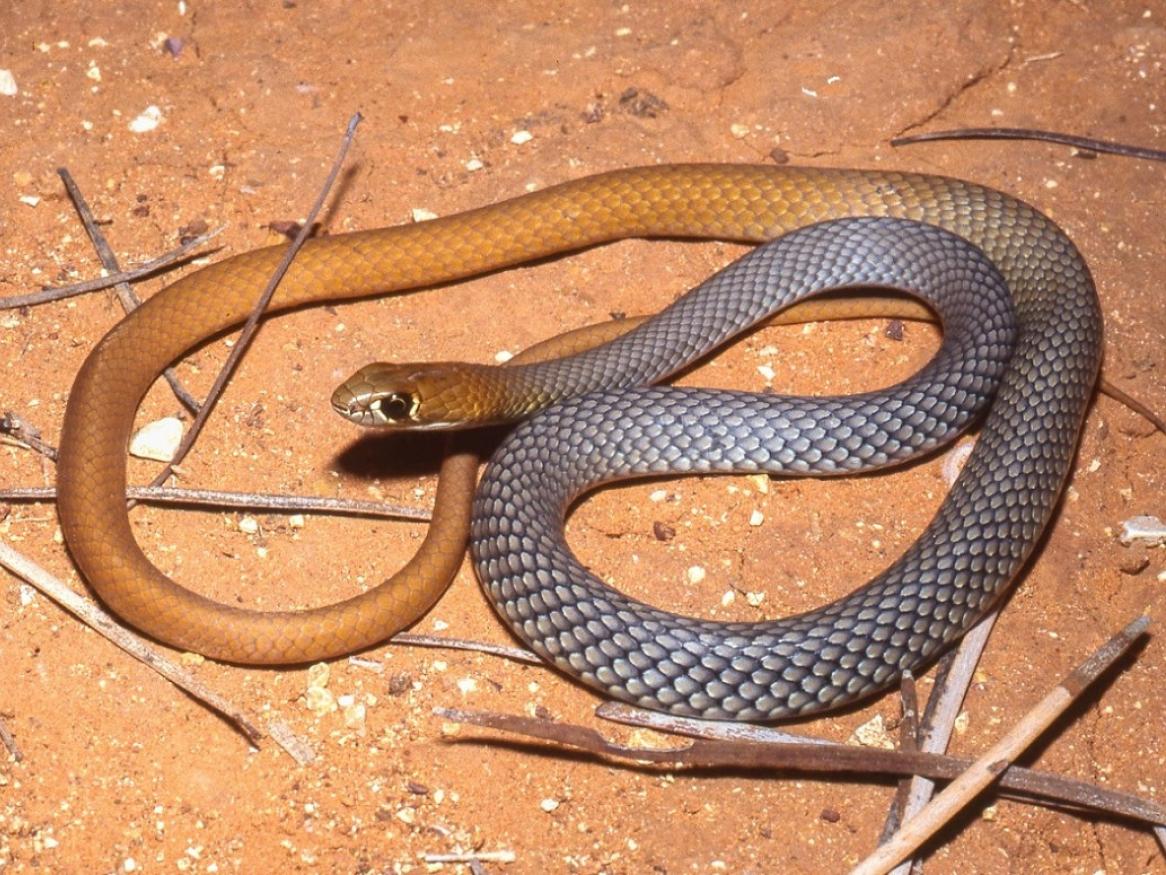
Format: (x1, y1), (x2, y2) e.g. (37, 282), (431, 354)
(1, 2), (1163, 872)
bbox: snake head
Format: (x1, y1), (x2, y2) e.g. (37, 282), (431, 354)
(331, 361), (495, 430)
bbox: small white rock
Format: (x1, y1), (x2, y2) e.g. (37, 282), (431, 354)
(1119, 515), (1166, 547)
(19, 195), (40, 207)
(730, 123), (750, 139)
(464, 157), (484, 171)
(0, 69), (17, 96)
(686, 565), (706, 585)
(411, 207), (438, 222)
(128, 416), (183, 462)
(238, 516), (259, 535)
(510, 130), (533, 145)
(304, 685), (336, 715)
(494, 349), (514, 363)
(849, 714), (895, 749)
(128, 104), (163, 133)
(756, 364), (776, 381)
(288, 514), (305, 529)
(748, 509), (764, 527)
(540, 798), (560, 812)
(342, 701), (366, 729)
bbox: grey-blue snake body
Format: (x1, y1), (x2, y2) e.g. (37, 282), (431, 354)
(469, 216), (1101, 720)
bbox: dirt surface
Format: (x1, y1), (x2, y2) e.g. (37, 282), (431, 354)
(2, 1), (1164, 872)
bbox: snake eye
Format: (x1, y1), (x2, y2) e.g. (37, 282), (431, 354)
(375, 392), (416, 422)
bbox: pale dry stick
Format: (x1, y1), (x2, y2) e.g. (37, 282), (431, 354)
(147, 112), (363, 492)
(388, 633), (543, 665)
(883, 609), (1001, 875)
(892, 127), (1166, 163)
(435, 705), (1166, 825)
(0, 715), (22, 761)
(0, 225), (225, 309)
(881, 671), (921, 847)
(850, 614), (1152, 875)
(595, 700), (834, 747)
(56, 168), (202, 413)
(422, 851), (517, 865)
(0, 540), (315, 763)
(0, 484), (430, 522)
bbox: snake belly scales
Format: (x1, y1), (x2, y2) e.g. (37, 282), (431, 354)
(55, 165), (1101, 720)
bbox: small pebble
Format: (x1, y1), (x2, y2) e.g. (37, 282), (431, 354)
(540, 798), (560, 812)
(510, 130), (533, 145)
(652, 521), (676, 541)
(730, 123), (750, 139)
(1119, 515), (1166, 547)
(686, 565), (706, 585)
(342, 702), (366, 730)
(410, 207), (438, 222)
(0, 69), (17, 96)
(748, 509), (764, 527)
(128, 104), (163, 133)
(238, 516), (259, 535)
(464, 157), (484, 171)
(128, 416), (183, 462)
(849, 714), (894, 749)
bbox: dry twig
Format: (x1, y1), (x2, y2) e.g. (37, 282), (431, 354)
(434, 704), (1165, 826)
(56, 168), (202, 413)
(0, 540), (318, 761)
(148, 112), (363, 490)
(0, 225), (224, 310)
(0, 484), (430, 522)
(850, 614), (1152, 875)
(892, 127), (1166, 162)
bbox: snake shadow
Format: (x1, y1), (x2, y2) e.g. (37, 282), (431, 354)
(331, 425), (511, 480)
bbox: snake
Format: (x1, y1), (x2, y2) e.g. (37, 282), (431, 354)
(56, 165), (1101, 683)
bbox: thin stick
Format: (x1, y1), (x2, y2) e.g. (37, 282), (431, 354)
(850, 614), (1152, 875)
(57, 169), (201, 413)
(595, 701), (835, 747)
(0, 411), (57, 461)
(147, 112), (363, 491)
(389, 633), (544, 665)
(891, 128), (1166, 162)
(0, 226), (225, 309)
(422, 851), (518, 864)
(0, 540), (314, 762)
(0, 484), (430, 522)
(435, 705), (1166, 826)
(0, 716), (22, 761)
(880, 671), (920, 845)
(885, 609), (1000, 874)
